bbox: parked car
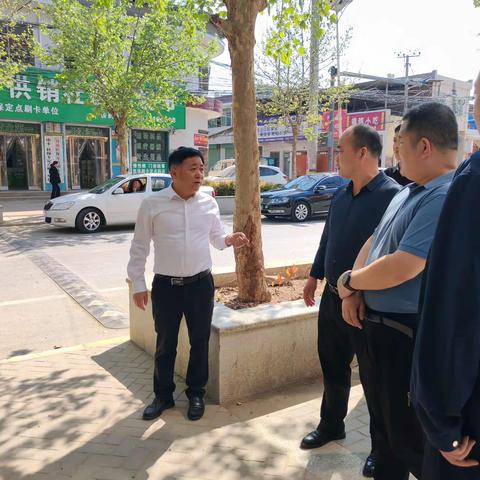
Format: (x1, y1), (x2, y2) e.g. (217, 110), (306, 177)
(207, 165), (288, 185)
(260, 173), (349, 222)
(43, 173), (215, 233)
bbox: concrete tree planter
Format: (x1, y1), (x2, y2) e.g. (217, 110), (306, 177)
(128, 263), (322, 404)
(215, 196), (235, 215)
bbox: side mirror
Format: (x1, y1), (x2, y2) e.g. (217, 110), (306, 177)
(315, 185), (327, 192)
(113, 187), (124, 195)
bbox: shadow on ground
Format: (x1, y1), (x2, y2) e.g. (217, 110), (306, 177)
(0, 341), (370, 480)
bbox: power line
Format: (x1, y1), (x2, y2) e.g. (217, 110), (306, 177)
(396, 50), (421, 114)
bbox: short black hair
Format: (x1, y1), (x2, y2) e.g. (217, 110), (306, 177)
(349, 124), (382, 158)
(168, 146), (204, 169)
(394, 124), (401, 134)
(402, 102), (458, 151)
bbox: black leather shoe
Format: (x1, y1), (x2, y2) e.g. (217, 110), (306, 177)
(187, 396), (205, 421)
(362, 453), (376, 478)
(300, 429), (346, 449)
(142, 398), (175, 420)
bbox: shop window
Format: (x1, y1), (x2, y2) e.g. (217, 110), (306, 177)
(132, 130), (168, 163)
(198, 66), (210, 92)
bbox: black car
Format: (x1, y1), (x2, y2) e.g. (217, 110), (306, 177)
(261, 173), (349, 222)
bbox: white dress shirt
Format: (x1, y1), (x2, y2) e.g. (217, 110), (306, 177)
(127, 185), (228, 294)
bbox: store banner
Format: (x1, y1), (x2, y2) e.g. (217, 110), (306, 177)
(44, 135), (65, 191)
(347, 110), (386, 131)
(0, 68), (186, 128)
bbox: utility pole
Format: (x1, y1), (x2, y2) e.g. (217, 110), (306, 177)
(327, 66), (337, 171)
(307, 0), (352, 172)
(396, 51), (421, 114)
(306, 0), (320, 172)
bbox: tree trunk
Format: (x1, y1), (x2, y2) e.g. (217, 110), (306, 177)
(291, 124), (298, 178)
(226, 7), (271, 303)
(116, 116), (129, 175)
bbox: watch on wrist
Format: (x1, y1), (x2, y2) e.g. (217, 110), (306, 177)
(342, 270), (358, 292)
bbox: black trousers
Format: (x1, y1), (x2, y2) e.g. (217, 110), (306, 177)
(317, 285), (379, 454)
(51, 183), (61, 199)
(363, 320), (425, 480)
(150, 273), (214, 401)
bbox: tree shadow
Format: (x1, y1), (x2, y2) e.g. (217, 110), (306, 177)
(0, 341), (373, 480)
(0, 225), (132, 259)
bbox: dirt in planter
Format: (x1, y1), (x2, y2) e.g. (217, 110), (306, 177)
(216, 278), (320, 310)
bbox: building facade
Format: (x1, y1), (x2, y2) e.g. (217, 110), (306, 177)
(0, 7), (223, 192)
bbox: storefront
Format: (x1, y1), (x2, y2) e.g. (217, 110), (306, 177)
(0, 68), (186, 191)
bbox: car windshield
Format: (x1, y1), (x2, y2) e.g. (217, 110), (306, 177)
(89, 177), (125, 194)
(283, 175), (321, 191)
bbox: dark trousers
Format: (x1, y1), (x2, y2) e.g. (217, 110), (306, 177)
(363, 320), (425, 480)
(317, 285), (379, 454)
(150, 273), (214, 401)
(50, 183), (61, 199)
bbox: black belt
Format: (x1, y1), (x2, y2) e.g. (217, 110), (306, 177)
(155, 269), (211, 286)
(327, 283), (339, 295)
(365, 312), (414, 339)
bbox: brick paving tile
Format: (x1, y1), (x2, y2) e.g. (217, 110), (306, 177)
(0, 339), (416, 480)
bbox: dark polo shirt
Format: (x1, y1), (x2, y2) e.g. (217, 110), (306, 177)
(310, 171), (401, 285)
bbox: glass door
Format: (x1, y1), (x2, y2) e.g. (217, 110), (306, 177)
(67, 136), (109, 190)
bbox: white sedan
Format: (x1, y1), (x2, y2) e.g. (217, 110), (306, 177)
(207, 165), (288, 185)
(43, 173), (215, 233)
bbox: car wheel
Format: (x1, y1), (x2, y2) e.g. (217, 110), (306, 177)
(75, 208), (103, 233)
(292, 201), (311, 222)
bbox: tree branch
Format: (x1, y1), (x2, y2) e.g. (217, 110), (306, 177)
(210, 13), (232, 38)
(126, 14), (141, 77)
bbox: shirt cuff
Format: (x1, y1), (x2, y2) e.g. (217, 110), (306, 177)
(309, 267), (324, 280)
(132, 279), (147, 294)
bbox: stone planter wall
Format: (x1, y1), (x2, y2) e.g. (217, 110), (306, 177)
(215, 196), (235, 215)
(128, 263), (322, 404)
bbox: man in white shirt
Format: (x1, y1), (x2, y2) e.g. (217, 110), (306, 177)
(127, 147), (248, 421)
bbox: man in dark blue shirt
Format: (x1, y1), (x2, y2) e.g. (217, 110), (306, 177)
(301, 124), (400, 477)
(411, 74), (480, 480)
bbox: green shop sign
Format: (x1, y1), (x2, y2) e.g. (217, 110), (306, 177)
(0, 68), (186, 128)
(131, 162), (168, 174)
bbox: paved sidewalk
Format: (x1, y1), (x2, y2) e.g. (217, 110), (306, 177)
(0, 210), (44, 227)
(0, 338), (386, 480)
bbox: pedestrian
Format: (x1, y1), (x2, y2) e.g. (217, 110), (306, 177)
(301, 124), (401, 478)
(49, 161), (61, 199)
(127, 146), (249, 421)
(337, 102), (458, 480)
(410, 72), (480, 480)
(384, 124), (412, 186)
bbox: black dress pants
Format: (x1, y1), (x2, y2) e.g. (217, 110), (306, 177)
(150, 273), (214, 401)
(363, 319), (425, 480)
(317, 285), (380, 455)
(51, 183), (61, 199)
